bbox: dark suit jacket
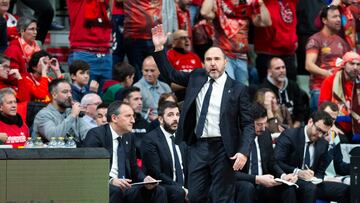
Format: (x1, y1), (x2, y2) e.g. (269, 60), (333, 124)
(152, 50), (255, 157)
(274, 127), (329, 179)
(236, 130), (284, 183)
(83, 124), (145, 182)
(141, 127), (188, 186)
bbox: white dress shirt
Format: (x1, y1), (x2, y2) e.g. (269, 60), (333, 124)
(109, 125), (123, 178)
(249, 136), (263, 176)
(303, 126), (315, 168)
(195, 73), (227, 138)
(160, 126), (184, 182)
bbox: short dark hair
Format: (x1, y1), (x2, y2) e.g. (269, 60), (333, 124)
(267, 57), (283, 70)
(97, 102), (109, 110)
(113, 62), (135, 82)
(319, 101), (339, 112)
(310, 110), (333, 126)
(106, 101), (129, 122)
(158, 101), (179, 117)
(28, 50), (53, 72)
(48, 78), (69, 95)
(158, 93), (178, 108)
(69, 60), (90, 77)
(320, 5), (339, 23)
(116, 86), (141, 101)
(0, 54), (10, 64)
(252, 102), (267, 120)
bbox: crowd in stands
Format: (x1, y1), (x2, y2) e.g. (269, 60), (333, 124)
(1, 0), (360, 202)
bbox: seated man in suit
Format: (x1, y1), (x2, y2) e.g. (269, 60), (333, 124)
(274, 110), (350, 203)
(235, 102), (298, 203)
(142, 101), (188, 203)
(83, 101), (167, 203)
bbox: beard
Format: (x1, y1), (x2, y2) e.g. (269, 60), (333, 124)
(347, 70), (359, 81)
(163, 121), (178, 134)
(57, 97), (72, 109)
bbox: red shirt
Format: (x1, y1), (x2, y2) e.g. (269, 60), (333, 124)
(0, 79), (28, 102)
(0, 119), (29, 148)
(306, 31), (350, 90)
(167, 49), (202, 72)
(112, 1), (124, 15)
(22, 73), (51, 103)
(124, 0), (162, 40)
(176, 5), (192, 38)
(254, 0), (298, 55)
(67, 0), (111, 51)
(4, 39), (27, 73)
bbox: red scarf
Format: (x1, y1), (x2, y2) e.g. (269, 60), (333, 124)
(18, 37), (40, 64)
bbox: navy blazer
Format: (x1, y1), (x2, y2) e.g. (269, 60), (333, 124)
(152, 50), (255, 157)
(274, 127), (329, 179)
(141, 127), (188, 187)
(83, 124), (146, 182)
(236, 130), (284, 183)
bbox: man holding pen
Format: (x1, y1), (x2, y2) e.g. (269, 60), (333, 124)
(274, 110), (350, 203)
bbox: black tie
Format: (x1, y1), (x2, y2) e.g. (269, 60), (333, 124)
(195, 79), (215, 138)
(304, 141), (311, 168)
(117, 137), (126, 178)
(170, 136), (184, 186)
(251, 140), (259, 175)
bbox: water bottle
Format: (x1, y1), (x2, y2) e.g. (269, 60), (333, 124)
(65, 136), (77, 148)
(57, 137), (66, 148)
(24, 137), (34, 148)
(34, 137), (43, 148)
(48, 137), (57, 148)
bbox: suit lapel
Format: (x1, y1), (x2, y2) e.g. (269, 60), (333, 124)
(220, 77), (233, 119)
(298, 128), (306, 168)
(187, 75), (208, 106)
(157, 128), (174, 172)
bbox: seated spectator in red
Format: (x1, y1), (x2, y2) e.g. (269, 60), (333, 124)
(102, 62), (135, 104)
(4, 17), (40, 74)
(23, 50), (63, 103)
(167, 29), (202, 72)
(0, 88), (29, 148)
(319, 51), (360, 141)
(0, 54), (27, 102)
(69, 60), (99, 102)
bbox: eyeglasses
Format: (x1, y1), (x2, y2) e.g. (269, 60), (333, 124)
(313, 123), (327, 136)
(175, 36), (190, 41)
(88, 102), (101, 106)
(349, 62), (360, 66)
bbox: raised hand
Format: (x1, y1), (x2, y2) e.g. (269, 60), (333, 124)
(151, 24), (170, 51)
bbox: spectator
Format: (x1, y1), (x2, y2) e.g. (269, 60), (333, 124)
(69, 60), (98, 102)
(235, 102), (297, 203)
(80, 93), (102, 129)
(254, 0), (298, 82)
(95, 103), (108, 126)
(0, 88), (29, 148)
(168, 30), (202, 72)
(259, 57), (308, 127)
(274, 110), (350, 203)
(0, 0), (10, 52)
(305, 5), (350, 112)
(111, 0), (126, 66)
(176, 0), (192, 37)
(15, 0), (54, 44)
(0, 54), (27, 102)
(201, 0), (271, 85)
(124, 0), (163, 81)
(142, 101), (188, 203)
(4, 17), (40, 74)
(254, 88), (293, 133)
(319, 51), (360, 141)
(24, 50), (62, 103)
(117, 86), (149, 159)
(319, 101), (350, 184)
(102, 62), (135, 104)
(32, 78), (89, 145)
(134, 56), (172, 120)
(83, 101), (167, 203)
(67, 0), (112, 93)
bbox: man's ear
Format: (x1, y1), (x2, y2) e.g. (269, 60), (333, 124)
(158, 115), (164, 124)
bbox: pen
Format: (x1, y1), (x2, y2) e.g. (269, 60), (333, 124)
(305, 164), (310, 170)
